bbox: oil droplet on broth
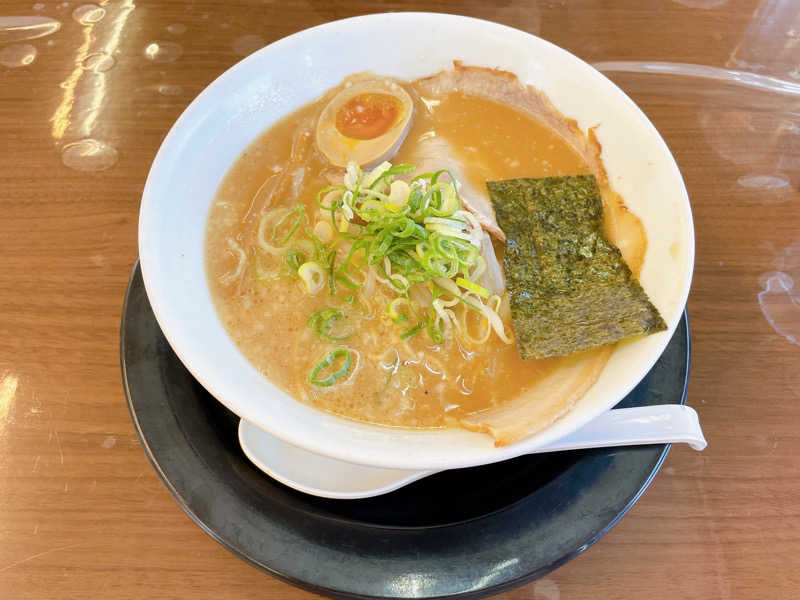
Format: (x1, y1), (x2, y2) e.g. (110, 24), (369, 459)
(81, 51), (115, 72)
(0, 16), (61, 43)
(72, 4), (105, 25)
(165, 23), (187, 35)
(61, 139), (118, 172)
(0, 43), (37, 68)
(33, 3), (46, 11)
(232, 34), (265, 56)
(143, 41), (183, 63)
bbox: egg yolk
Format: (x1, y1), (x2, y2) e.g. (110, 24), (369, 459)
(335, 93), (403, 140)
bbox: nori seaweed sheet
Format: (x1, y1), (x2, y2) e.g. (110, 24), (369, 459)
(487, 175), (667, 359)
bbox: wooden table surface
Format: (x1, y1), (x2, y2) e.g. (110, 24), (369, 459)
(2, 1), (799, 598)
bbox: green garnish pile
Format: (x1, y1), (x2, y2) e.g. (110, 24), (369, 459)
(252, 161), (511, 388)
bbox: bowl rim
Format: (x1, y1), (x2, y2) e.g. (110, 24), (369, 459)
(139, 11), (695, 470)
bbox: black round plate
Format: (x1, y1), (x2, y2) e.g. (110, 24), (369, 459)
(121, 262), (690, 599)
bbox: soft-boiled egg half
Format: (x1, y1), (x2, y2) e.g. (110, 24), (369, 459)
(316, 79), (414, 168)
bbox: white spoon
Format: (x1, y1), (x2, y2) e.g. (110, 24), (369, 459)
(239, 404), (706, 500)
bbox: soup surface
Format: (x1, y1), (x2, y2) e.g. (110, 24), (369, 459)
(206, 68), (644, 437)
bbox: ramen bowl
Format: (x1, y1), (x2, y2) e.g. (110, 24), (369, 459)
(138, 12), (694, 471)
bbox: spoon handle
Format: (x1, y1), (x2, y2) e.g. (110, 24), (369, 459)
(239, 404), (706, 499)
(534, 405), (707, 453)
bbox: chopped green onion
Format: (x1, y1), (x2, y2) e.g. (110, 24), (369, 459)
(387, 297), (412, 323)
(433, 280), (483, 312)
(309, 348), (353, 387)
(426, 310), (445, 343)
(456, 277), (490, 299)
(426, 224), (472, 240)
(286, 249), (306, 271)
(307, 308), (349, 341)
(273, 160), (507, 346)
(335, 274), (360, 290)
(386, 180), (411, 210)
(327, 249), (337, 295)
(423, 216), (466, 228)
(399, 321), (426, 340)
(316, 185), (345, 209)
(272, 204), (306, 245)
(369, 163), (415, 190)
(363, 161), (393, 188)
(298, 261), (325, 294)
(303, 226), (330, 267)
(453, 292), (483, 313)
(428, 182), (460, 217)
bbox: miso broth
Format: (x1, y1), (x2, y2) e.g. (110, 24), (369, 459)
(205, 69), (643, 435)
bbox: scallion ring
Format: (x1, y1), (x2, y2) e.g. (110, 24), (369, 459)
(309, 348), (354, 387)
(307, 308), (349, 341)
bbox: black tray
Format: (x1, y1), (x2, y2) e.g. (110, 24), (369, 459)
(121, 262), (689, 599)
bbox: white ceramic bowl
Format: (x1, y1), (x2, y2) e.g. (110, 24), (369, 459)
(139, 12), (694, 471)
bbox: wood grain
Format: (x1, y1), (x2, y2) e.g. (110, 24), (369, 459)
(2, 1), (798, 598)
